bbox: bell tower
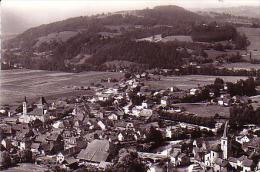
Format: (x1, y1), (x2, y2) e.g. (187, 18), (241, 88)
(221, 121), (228, 159)
(22, 97), (27, 116)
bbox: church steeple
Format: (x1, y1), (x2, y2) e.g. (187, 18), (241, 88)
(221, 121), (229, 159)
(22, 96), (27, 116)
(223, 121), (228, 138)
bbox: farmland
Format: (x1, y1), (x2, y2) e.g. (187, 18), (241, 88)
(237, 27), (260, 60)
(220, 62), (260, 70)
(0, 69), (123, 105)
(145, 75), (248, 90)
(176, 103), (230, 117)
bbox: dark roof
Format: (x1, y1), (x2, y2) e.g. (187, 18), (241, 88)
(36, 97), (47, 105)
(64, 157), (78, 165)
(242, 158), (254, 167)
(238, 155), (248, 161)
(24, 96), (27, 103)
(77, 139), (110, 163)
(237, 155), (254, 167)
(28, 108), (44, 116)
(215, 158), (229, 167)
(62, 146), (81, 157)
(228, 157), (237, 163)
(210, 144), (222, 153)
(46, 132), (61, 141)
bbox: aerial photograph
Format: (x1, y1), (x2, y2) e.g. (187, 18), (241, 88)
(1, 0), (260, 171)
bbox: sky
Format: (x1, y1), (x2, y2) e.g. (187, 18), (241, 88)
(1, 0), (260, 34)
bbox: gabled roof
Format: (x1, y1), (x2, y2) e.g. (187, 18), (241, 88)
(64, 157), (78, 165)
(242, 158), (254, 167)
(228, 157), (237, 163)
(77, 139), (110, 163)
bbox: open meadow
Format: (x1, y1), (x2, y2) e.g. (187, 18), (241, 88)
(145, 75), (248, 90)
(0, 69), (123, 105)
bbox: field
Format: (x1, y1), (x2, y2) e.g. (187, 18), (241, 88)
(136, 34), (193, 43)
(177, 103), (230, 117)
(0, 69), (123, 105)
(161, 35), (193, 43)
(237, 27), (260, 60)
(238, 27), (260, 51)
(145, 75), (248, 90)
(221, 62), (260, 70)
(204, 49), (242, 59)
(34, 31), (78, 47)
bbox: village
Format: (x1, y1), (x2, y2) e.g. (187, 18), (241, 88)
(0, 70), (260, 172)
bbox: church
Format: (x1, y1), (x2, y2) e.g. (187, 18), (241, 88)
(193, 121), (254, 171)
(19, 97), (50, 123)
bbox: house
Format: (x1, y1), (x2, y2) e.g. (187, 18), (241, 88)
(118, 133), (124, 142)
(16, 130), (34, 150)
(236, 134), (254, 145)
(63, 157), (78, 169)
(214, 158), (232, 172)
(190, 88), (199, 95)
(177, 153), (190, 166)
(98, 161), (113, 171)
(31, 143), (41, 154)
(56, 146), (80, 164)
(77, 139), (110, 163)
(1, 138), (14, 152)
(43, 131), (64, 154)
(218, 94), (231, 107)
(170, 150), (190, 167)
(141, 100), (153, 109)
(160, 96), (169, 107)
(171, 150), (180, 166)
(204, 144), (222, 167)
(139, 109), (153, 119)
(242, 137), (260, 153)
(97, 121), (106, 130)
(115, 121), (128, 130)
(236, 155), (254, 172)
(132, 106), (142, 116)
(108, 113), (118, 121)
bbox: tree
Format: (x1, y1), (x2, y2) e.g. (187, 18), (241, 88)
(146, 126), (164, 146)
(234, 33), (250, 50)
(214, 78), (224, 86)
(111, 148), (148, 172)
(18, 149), (33, 163)
(0, 151), (11, 169)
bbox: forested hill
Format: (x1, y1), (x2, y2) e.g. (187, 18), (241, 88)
(5, 5), (204, 48)
(3, 5), (239, 71)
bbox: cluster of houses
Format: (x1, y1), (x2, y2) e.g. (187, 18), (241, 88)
(1, 72), (260, 171)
